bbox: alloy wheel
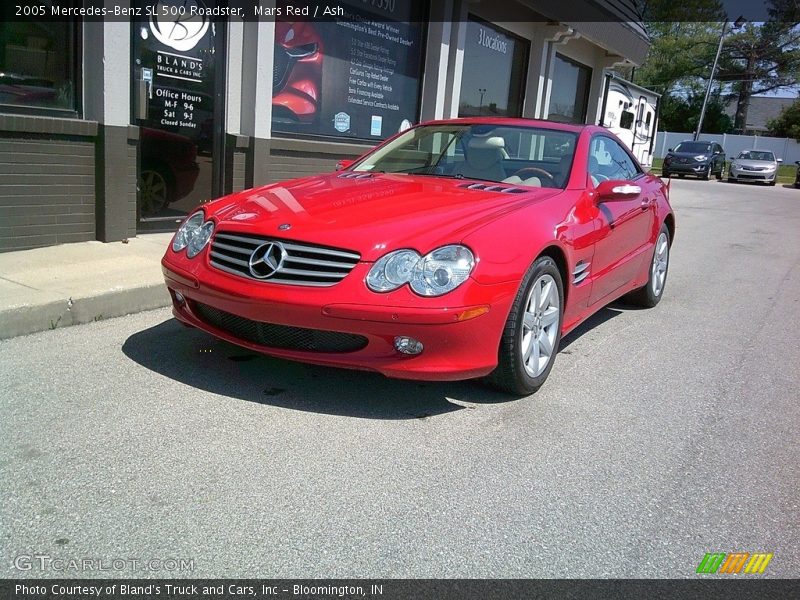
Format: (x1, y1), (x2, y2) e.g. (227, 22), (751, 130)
(138, 169), (169, 217)
(521, 273), (560, 378)
(651, 231), (669, 297)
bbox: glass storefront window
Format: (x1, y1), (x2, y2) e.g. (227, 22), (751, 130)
(0, 18), (78, 114)
(459, 18), (528, 118)
(271, 0), (426, 141)
(548, 54), (592, 124)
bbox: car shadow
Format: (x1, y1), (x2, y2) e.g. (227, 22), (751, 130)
(123, 300), (639, 419)
(781, 183), (798, 190)
(559, 300), (641, 351)
(121, 318), (514, 420)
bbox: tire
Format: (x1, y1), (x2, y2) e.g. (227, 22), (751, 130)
(488, 256), (564, 396)
(701, 165), (711, 180)
(625, 224), (670, 308)
(716, 164), (724, 180)
(677, 174), (685, 178)
(662, 169), (670, 178)
(768, 180), (776, 186)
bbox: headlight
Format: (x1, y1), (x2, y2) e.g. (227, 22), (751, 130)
(366, 245), (475, 296)
(366, 249), (420, 292)
(765, 165), (776, 171)
(172, 211), (214, 258)
(694, 155), (708, 161)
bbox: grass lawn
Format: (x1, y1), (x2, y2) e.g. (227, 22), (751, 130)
(650, 158), (797, 184)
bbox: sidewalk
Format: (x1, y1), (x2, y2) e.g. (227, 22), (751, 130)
(0, 234), (174, 340)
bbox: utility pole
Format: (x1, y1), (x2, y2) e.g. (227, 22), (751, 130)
(695, 16), (746, 141)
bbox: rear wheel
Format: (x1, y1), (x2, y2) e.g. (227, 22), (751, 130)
(625, 224), (670, 308)
(489, 256), (563, 396)
(138, 167), (172, 217)
(716, 163), (724, 180)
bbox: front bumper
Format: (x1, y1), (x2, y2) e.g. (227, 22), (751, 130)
(663, 161), (709, 175)
(162, 253), (518, 381)
(728, 167), (776, 183)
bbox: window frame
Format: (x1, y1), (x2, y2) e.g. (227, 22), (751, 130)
(589, 133), (644, 183)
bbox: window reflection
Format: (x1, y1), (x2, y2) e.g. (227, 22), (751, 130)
(0, 20), (77, 113)
(548, 54), (591, 124)
(459, 18), (528, 118)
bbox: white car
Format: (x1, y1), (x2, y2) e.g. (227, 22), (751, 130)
(728, 150), (782, 186)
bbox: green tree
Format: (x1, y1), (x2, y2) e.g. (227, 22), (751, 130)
(634, 0), (799, 133)
(659, 93), (733, 133)
(716, 12), (800, 132)
(766, 99), (800, 140)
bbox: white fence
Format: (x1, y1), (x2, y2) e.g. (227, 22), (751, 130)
(654, 132), (800, 163)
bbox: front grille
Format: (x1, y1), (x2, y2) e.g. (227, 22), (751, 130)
(273, 46), (292, 93)
(194, 302), (368, 353)
(210, 231), (360, 287)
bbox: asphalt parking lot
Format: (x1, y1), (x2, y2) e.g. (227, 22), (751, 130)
(1, 179), (799, 579)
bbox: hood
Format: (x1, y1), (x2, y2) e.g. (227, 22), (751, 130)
(203, 172), (560, 261)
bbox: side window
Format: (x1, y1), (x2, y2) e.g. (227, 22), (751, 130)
(589, 136), (640, 182)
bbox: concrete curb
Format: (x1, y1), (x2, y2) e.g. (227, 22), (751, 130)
(1, 283), (171, 340)
(0, 233), (175, 341)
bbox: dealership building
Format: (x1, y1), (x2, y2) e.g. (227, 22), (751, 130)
(0, 0), (648, 252)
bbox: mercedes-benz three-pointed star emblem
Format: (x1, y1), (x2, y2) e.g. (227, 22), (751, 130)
(248, 241), (287, 279)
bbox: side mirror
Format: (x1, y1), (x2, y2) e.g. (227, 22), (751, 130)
(595, 180), (641, 202)
(667, 148), (673, 152)
(795, 161), (800, 166)
(777, 158), (783, 163)
(335, 159), (354, 171)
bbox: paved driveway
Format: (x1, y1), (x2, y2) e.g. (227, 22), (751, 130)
(1, 179), (799, 578)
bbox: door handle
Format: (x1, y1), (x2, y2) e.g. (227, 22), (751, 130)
(640, 198), (654, 210)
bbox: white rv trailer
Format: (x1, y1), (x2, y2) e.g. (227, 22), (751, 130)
(599, 72), (661, 169)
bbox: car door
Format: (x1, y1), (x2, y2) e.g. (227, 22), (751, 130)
(588, 135), (657, 305)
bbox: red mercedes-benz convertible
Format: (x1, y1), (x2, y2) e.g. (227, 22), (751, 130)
(162, 118), (674, 395)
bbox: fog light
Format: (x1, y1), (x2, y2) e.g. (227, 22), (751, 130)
(174, 291), (185, 306)
(394, 336), (424, 355)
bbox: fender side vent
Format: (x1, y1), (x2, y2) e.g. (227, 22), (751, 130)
(573, 261), (591, 285)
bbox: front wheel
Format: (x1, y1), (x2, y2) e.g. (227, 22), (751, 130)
(701, 165), (711, 180)
(488, 256), (563, 396)
(625, 224), (670, 308)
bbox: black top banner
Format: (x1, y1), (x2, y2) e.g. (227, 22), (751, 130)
(2, 579), (800, 600)
(5, 0), (800, 23)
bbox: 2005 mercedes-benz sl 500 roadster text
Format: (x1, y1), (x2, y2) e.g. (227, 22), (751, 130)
(162, 118), (675, 395)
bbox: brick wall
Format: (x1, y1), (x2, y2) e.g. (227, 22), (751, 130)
(0, 132), (96, 252)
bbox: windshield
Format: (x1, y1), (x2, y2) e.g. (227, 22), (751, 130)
(673, 142), (712, 154)
(351, 123), (578, 189)
(737, 150), (775, 161)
